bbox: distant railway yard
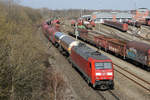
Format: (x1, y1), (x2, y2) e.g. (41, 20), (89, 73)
(41, 18), (150, 100)
(2, 1), (150, 100)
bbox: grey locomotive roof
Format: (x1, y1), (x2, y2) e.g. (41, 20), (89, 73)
(73, 43), (110, 60)
(61, 36), (75, 45)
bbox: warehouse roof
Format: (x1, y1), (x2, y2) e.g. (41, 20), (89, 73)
(116, 13), (133, 18)
(93, 12), (133, 19)
(95, 12), (113, 19)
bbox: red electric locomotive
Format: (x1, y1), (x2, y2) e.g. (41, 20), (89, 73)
(69, 43), (114, 89)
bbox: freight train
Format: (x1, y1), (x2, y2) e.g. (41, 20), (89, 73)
(69, 27), (150, 71)
(103, 20), (128, 32)
(42, 20), (114, 90)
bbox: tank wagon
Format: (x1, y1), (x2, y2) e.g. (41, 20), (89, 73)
(103, 20), (128, 32)
(58, 34), (79, 55)
(42, 20), (114, 89)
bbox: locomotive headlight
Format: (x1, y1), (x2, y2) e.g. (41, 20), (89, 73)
(107, 72), (112, 76)
(96, 73), (101, 76)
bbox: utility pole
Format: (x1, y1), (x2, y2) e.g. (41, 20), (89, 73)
(75, 22), (79, 40)
(80, 9), (82, 17)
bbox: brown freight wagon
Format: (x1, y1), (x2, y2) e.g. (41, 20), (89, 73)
(95, 36), (127, 58)
(95, 36), (110, 51)
(126, 41), (150, 67)
(107, 38), (127, 58)
(78, 29), (127, 58)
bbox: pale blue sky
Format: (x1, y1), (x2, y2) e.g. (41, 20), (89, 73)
(19, 0), (149, 10)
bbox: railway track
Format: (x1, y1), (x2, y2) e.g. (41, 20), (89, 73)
(97, 27), (150, 44)
(97, 24), (133, 41)
(99, 24), (150, 44)
(96, 90), (120, 100)
(114, 64), (150, 93)
(142, 25), (150, 30)
(91, 30), (129, 42)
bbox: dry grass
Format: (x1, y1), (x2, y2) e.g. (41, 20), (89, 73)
(0, 1), (77, 100)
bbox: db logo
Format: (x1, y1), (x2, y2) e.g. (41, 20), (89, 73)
(102, 73), (106, 75)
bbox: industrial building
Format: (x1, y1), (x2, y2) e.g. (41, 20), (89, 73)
(80, 8), (150, 23)
(92, 12), (133, 23)
(134, 8), (149, 21)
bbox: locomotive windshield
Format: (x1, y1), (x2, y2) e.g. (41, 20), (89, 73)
(95, 62), (112, 69)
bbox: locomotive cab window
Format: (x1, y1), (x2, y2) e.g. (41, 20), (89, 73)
(95, 62), (112, 69)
